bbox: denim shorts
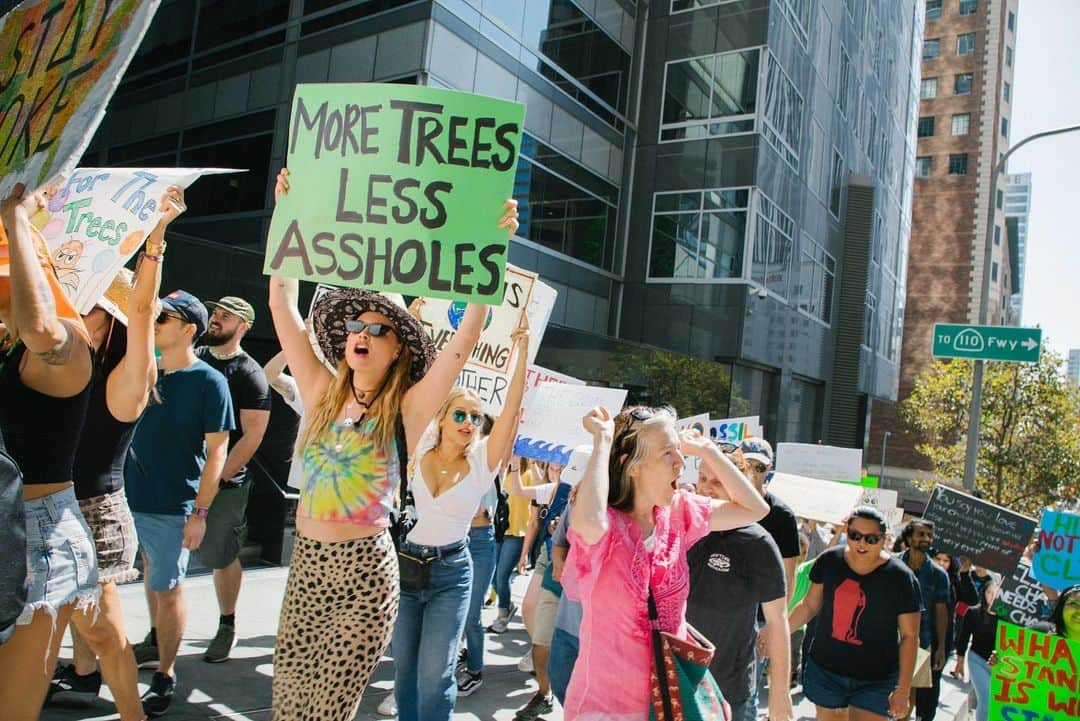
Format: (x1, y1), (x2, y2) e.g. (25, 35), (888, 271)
(19, 486), (100, 625)
(133, 512), (190, 591)
(803, 656), (898, 717)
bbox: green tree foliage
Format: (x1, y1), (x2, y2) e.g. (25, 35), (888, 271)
(900, 347), (1080, 516)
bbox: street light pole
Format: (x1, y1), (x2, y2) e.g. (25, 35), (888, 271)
(962, 123), (1080, 491)
(880, 431), (891, 485)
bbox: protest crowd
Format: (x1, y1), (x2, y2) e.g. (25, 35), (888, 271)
(0, 19), (1077, 720)
(1, 168), (1077, 721)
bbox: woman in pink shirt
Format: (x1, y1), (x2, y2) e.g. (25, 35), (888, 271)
(563, 405), (769, 721)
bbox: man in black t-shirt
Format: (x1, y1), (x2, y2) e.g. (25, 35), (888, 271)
(196, 296), (271, 664)
(688, 450), (794, 721)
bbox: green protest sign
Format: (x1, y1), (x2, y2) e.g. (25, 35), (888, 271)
(264, 83), (525, 304)
(990, 622), (1080, 719)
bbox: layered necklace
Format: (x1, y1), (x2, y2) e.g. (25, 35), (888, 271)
(342, 384), (377, 428)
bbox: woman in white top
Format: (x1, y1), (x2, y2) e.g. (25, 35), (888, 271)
(391, 320), (529, 721)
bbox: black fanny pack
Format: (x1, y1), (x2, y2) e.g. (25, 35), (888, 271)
(397, 550), (432, 591)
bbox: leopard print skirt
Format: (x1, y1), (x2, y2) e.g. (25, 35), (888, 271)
(272, 530), (399, 721)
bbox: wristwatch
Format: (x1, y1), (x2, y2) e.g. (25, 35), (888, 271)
(192, 506), (210, 519)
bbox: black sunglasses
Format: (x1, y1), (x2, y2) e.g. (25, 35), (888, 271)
(345, 319), (396, 337)
(613, 407), (655, 454)
(452, 409), (484, 427)
(748, 461), (768, 473)
(156, 311), (183, 324)
(848, 529), (884, 545)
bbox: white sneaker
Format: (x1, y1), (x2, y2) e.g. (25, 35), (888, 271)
(377, 693), (398, 716)
(517, 651), (534, 673)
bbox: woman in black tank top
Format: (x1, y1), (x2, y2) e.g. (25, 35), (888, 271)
(0, 184), (99, 721)
(44, 185), (185, 721)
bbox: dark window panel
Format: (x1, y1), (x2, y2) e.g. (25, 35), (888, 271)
(300, 0), (416, 36)
(179, 135), (274, 216)
(183, 111), (277, 148)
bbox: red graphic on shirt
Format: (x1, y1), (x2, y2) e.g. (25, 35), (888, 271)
(831, 578), (867, 645)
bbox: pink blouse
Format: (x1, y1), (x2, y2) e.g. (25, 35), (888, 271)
(563, 490), (714, 721)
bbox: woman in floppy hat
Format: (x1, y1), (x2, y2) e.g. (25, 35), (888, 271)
(43, 185), (185, 721)
(267, 168), (519, 721)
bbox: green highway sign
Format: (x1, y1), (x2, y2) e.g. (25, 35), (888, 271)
(932, 323), (1042, 363)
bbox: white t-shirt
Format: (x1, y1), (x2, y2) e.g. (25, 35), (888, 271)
(269, 374), (304, 491)
(406, 428), (498, 547)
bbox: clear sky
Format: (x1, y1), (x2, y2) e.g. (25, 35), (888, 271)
(1008, 0), (1080, 362)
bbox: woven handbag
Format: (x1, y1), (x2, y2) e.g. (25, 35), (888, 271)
(647, 587), (730, 721)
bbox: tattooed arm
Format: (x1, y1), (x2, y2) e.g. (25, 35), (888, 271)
(0, 184), (91, 394)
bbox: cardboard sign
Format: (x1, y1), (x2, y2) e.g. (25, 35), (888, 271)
(513, 382), (627, 464)
(421, 268), (557, 414)
(264, 83), (525, 303)
(922, 485), (1037, 575)
(707, 416), (760, 444)
(766, 472), (866, 524)
(1033, 510), (1080, 591)
(993, 559), (1055, 632)
(32, 168), (238, 313)
(775, 443), (862, 482)
(990, 624), (1080, 720)
(522, 365), (583, 414)
(0, 0), (161, 205)
(856, 487), (903, 528)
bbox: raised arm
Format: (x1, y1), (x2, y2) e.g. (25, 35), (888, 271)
(570, 406), (614, 546)
(262, 350), (289, 386)
(486, 317), (529, 469)
(681, 432), (769, 530)
(1, 184), (91, 395)
(267, 169), (332, 407)
(401, 199), (519, 450)
(108, 185), (185, 421)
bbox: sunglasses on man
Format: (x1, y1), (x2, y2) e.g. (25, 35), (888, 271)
(847, 529), (884, 545)
(345, 319), (397, 337)
(452, 409), (484, 427)
(156, 311), (185, 325)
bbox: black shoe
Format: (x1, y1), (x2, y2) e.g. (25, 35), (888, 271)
(514, 691), (554, 720)
(47, 663), (102, 705)
(141, 672), (175, 717)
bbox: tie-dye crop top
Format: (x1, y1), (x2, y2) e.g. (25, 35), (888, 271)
(298, 420), (398, 526)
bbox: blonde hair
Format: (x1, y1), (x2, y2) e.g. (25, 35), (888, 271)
(433, 386), (484, 449)
(608, 405), (678, 511)
(302, 345), (415, 451)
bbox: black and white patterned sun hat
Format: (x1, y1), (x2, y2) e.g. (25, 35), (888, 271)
(310, 287), (436, 382)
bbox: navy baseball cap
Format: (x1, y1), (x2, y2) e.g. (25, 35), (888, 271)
(160, 290), (208, 338)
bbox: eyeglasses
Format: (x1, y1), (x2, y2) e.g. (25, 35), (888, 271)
(345, 319), (396, 337)
(156, 311), (183, 324)
(848, 530), (884, 545)
(452, 409), (484, 427)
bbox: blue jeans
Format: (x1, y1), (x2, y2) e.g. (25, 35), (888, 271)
(393, 540), (472, 721)
(968, 652), (991, 721)
(465, 524), (497, 673)
(494, 535), (523, 611)
(548, 627), (580, 705)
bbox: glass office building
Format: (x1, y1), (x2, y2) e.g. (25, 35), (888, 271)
(74, 0), (922, 448)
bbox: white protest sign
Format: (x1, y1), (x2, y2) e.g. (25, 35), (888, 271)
(775, 442), (863, 482)
(523, 365), (584, 413)
(513, 382), (627, 464)
(34, 168), (239, 313)
(707, 416), (761, 443)
(677, 414), (710, 486)
(767, 472), (866, 524)
(422, 267), (557, 413)
(857, 487), (903, 528)
(0, 1), (161, 205)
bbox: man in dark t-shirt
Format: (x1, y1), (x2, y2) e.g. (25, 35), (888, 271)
(688, 449), (793, 721)
(195, 296), (271, 664)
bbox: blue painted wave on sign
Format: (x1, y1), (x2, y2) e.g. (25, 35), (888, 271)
(513, 437), (572, 465)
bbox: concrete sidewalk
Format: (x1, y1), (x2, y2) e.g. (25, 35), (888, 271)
(41, 566), (974, 721)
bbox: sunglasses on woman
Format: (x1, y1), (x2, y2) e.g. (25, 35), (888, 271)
(345, 319), (396, 337)
(748, 461), (768, 473)
(847, 529), (884, 545)
(452, 409), (484, 427)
